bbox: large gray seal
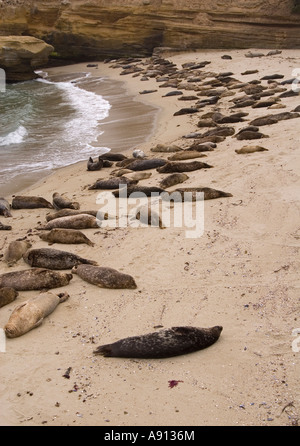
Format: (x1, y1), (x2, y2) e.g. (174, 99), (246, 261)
(72, 264), (137, 289)
(0, 268), (73, 291)
(4, 291), (69, 338)
(23, 248), (98, 270)
(93, 325), (223, 358)
(12, 196), (54, 209)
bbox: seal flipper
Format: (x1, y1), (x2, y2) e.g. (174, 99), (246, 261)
(33, 318), (44, 329)
(93, 344), (112, 357)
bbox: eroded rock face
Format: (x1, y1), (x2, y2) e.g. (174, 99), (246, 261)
(0, 35), (54, 82)
(0, 1), (299, 61)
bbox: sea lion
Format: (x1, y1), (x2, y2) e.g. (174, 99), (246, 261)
(167, 151), (207, 161)
(0, 268), (73, 291)
(52, 192), (80, 210)
(87, 156), (104, 171)
(166, 187), (233, 201)
(159, 173), (189, 189)
(4, 291), (69, 338)
(88, 177), (138, 190)
(72, 264), (137, 289)
(235, 146), (269, 154)
(0, 198), (12, 217)
(38, 214), (100, 230)
(45, 209), (104, 222)
(39, 228), (94, 246)
(0, 222), (12, 230)
(23, 248), (97, 270)
(124, 159), (167, 171)
(157, 161), (213, 174)
(93, 325), (223, 359)
(0, 288), (19, 308)
(12, 196), (53, 209)
(4, 240), (32, 267)
(113, 186), (165, 198)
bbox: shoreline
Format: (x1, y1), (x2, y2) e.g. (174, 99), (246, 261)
(1, 49), (299, 427)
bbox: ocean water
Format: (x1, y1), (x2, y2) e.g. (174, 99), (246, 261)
(0, 71), (158, 197)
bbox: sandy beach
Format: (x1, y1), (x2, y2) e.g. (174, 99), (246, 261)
(0, 49), (299, 427)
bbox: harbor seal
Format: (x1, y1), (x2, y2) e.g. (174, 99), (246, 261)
(72, 264), (137, 289)
(0, 268), (73, 291)
(235, 145), (269, 154)
(0, 287), (19, 308)
(23, 248), (97, 270)
(159, 173), (189, 189)
(88, 177), (138, 190)
(4, 291), (69, 338)
(112, 186), (165, 198)
(157, 161), (213, 173)
(12, 196), (53, 209)
(124, 172), (152, 181)
(52, 192), (80, 210)
(236, 131), (269, 141)
(99, 153), (127, 162)
(0, 198), (12, 217)
(163, 187), (233, 201)
(0, 222), (12, 230)
(4, 240), (32, 267)
(93, 325), (223, 359)
(167, 151), (207, 161)
(150, 144), (182, 153)
(124, 159), (167, 171)
(87, 156), (104, 171)
(38, 214), (100, 230)
(135, 205), (166, 229)
(45, 209), (102, 222)
(39, 228), (94, 246)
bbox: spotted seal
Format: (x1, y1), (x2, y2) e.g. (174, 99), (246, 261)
(72, 264), (137, 289)
(12, 196), (54, 209)
(0, 268), (73, 291)
(93, 325), (223, 358)
(0, 287), (19, 308)
(38, 214), (100, 230)
(23, 248), (98, 270)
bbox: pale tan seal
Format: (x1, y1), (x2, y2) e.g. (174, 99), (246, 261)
(45, 209), (101, 222)
(12, 195), (53, 209)
(72, 264), (137, 289)
(151, 144), (182, 153)
(4, 240), (32, 267)
(39, 228), (94, 246)
(93, 325), (223, 359)
(167, 151), (207, 161)
(159, 173), (189, 189)
(235, 146), (269, 154)
(23, 248), (98, 270)
(0, 268), (73, 291)
(38, 214), (99, 230)
(112, 186), (165, 198)
(124, 172), (152, 181)
(4, 291), (69, 338)
(0, 287), (19, 308)
(52, 192), (80, 210)
(0, 197), (12, 217)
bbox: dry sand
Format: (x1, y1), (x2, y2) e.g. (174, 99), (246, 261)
(0, 49), (299, 427)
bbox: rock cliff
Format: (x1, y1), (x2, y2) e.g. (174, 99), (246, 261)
(0, 1), (300, 61)
(0, 35), (54, 81)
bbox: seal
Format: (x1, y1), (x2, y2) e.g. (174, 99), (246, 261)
(135, 205), (166, 229)
(52, 192), (80, 210)
(99, 153), (127, 162)
(0, 287), (19, 308)
(39, 228), (94, 246)
(93, 325), (223, 358)
(124, 172), (152, 181)
(4, 240), (32, 267)
(167, 151), (207, 161)
(150, 144), (182, 153)
(235, 145), (268, 154)
(113, 186), (165, 198)
(87, 156), (104, 171)
(159, 173), (189, 189)
(157, 161), (213, 174)
(23, 248), (98, 270)
(132, 149), (146, 159)
(111, 168), (133, 177)
(0, 268), (73, 291)
(72, 264), (137, 289)
(0, 222), (12, 230)
(88, 176), (138, 190)
(124, 159), (167, 171)
(45, 209), (103, 222)
(12, 195), (54, 209)
(38, 214), (100, 230)
(236, 131), (269, 141)
(4, 291), (69, 338)
(0, 197), (12, 217)
(167, 187), (233, 201)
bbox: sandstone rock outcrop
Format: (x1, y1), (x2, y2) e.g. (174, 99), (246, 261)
(0, 1), (299, 61)
(0, 35), (54, 81)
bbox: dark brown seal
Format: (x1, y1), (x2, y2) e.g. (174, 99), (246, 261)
(112, 186), (165, 198)
(159, 173), (189, 189)
(0, 268), (73, 291)
(52, 192), (80, 210)
(157, 161), (213, 173)
(88, 176), (138, 190)
(12, 196), (54, 209)
(124, 159), (167, 171)
(93, 325), (223, 358)
(87, 156), (104, 171)
(72, 264), (137, 289)
(23, 248), (97, 270)
(0, 222), (12, 230)
(0, 287), (19, 308)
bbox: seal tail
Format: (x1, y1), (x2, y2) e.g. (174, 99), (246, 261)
(93, 344), (113, 357)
